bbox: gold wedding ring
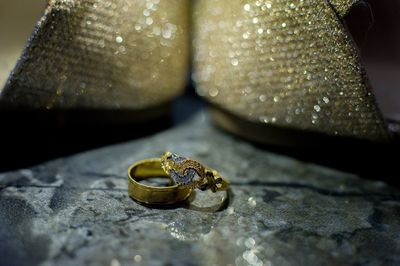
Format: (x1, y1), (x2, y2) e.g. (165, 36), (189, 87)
(128, 158), (192, 205)
(127, 152), (230, 205)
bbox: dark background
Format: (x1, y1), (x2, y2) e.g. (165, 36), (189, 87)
(347, 0), (400, 122)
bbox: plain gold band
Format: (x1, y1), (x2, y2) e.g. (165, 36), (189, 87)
(128, 158), (192, 205)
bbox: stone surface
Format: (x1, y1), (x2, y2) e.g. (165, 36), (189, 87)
(1, 111), (400, 266)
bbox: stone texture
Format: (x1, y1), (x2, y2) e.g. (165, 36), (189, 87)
(1, 112), (400, 266)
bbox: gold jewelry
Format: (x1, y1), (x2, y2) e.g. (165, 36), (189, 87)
(128, 158), (192, 205)
(128, 152), (229, 205)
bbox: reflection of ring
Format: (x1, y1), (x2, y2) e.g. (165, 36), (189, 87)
(127, 152), (230, 205)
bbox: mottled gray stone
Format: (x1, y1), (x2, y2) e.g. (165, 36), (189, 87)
(1, 112), (400, 266)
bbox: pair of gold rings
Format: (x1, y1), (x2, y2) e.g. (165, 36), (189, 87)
(128, 151), (230, 205)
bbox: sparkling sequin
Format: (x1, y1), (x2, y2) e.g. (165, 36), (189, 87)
(1, 0), (189, 109)
(193, 0), (389, 141)
(115, 36), (123, 43)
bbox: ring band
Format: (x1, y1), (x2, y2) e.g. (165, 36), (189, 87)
(128, 158), (192, 205)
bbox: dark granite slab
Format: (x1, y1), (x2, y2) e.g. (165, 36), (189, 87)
(1, 112), (399, 266)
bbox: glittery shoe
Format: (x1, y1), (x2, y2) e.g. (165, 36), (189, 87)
(0, 0), (189, 120)
(193, 0), (394, 144)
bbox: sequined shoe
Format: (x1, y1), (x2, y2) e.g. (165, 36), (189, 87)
(0, 0), (189, 122)
(193, 0), (397, 145)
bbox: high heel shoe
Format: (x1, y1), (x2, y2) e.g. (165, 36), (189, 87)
(0, 0), (189, 120)
(193, 0), (396, 145)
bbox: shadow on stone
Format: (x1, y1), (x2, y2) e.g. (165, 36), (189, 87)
(208, 106), (400, 187)
(0, 91), (203, 172)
